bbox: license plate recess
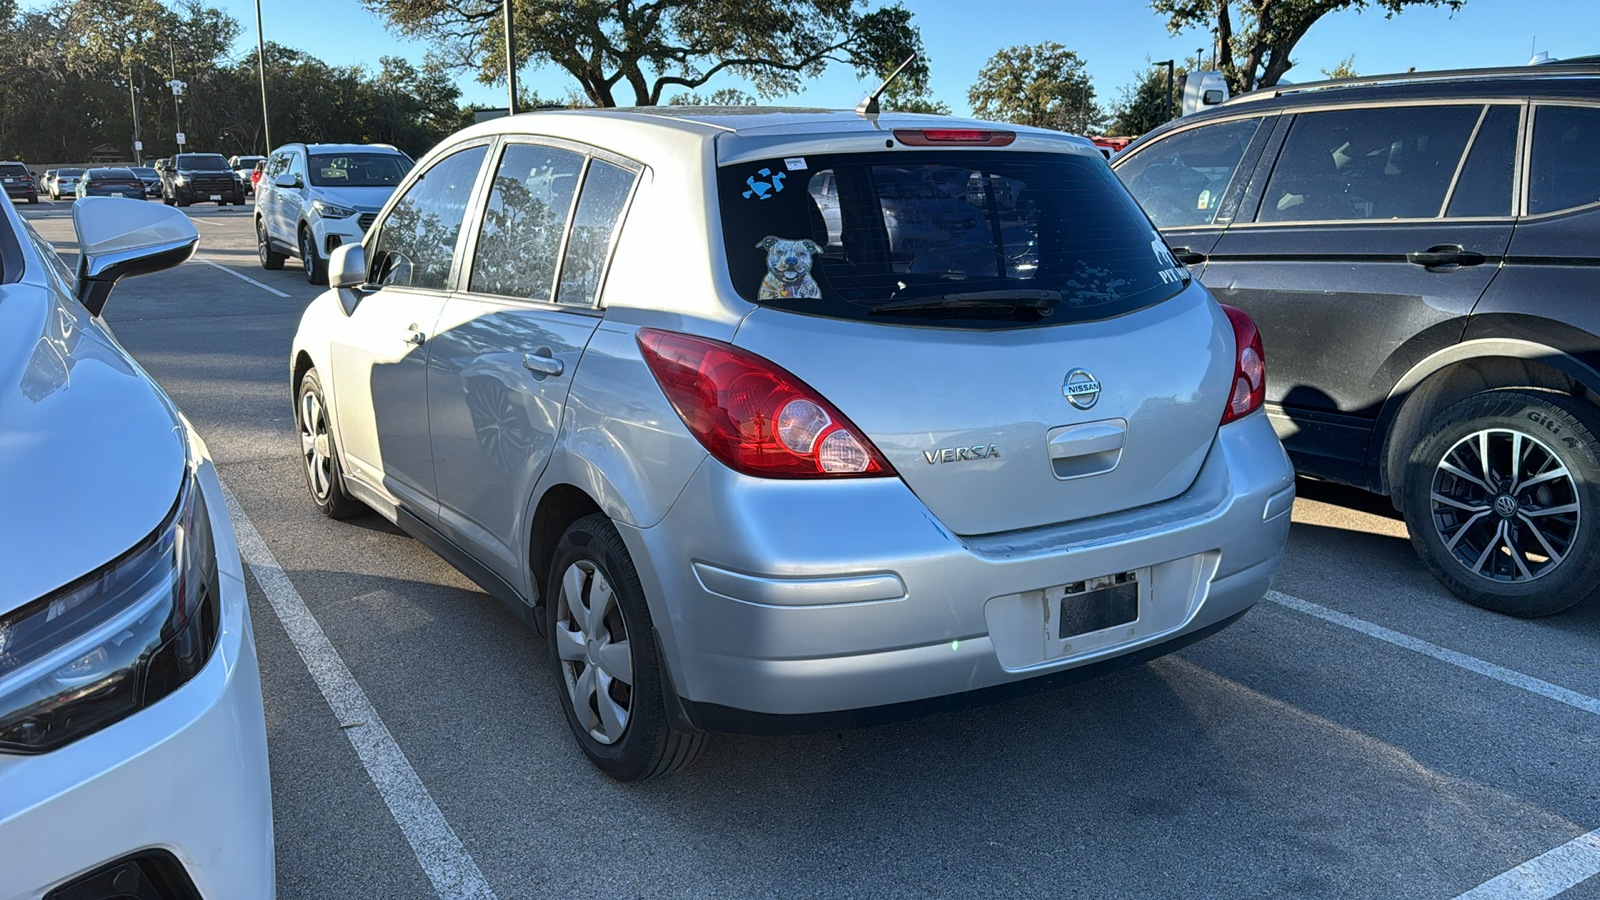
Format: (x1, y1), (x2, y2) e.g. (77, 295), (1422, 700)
(1059, 571), (1138, 639)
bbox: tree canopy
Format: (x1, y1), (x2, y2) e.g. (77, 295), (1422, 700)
(967, 43), (1103, 134)
(364, 0), (934, 109)
(1152, 0), (1465, 93)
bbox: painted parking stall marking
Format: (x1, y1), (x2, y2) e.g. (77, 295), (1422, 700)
(221, 484), (499, 900)
(1265, 590), (1600, 897)
(192, 258), (291, 297)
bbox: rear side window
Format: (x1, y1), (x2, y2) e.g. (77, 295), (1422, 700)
(556, 160), (638, 307)
(468, 143), (585, 300)
(1446, 105), (1520, 218)
(1528, 105), (1600, 215)
(717, 150), (1189, 329)
(1258, 105), (1480, 222)
(370, 144), (488, 291)
(1115, 117), (1265, 229)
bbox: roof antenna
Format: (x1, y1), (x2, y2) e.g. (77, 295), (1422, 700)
(856, 53), (917, 117)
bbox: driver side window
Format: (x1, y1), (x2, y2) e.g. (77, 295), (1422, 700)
(370, 144), (489, 291)
(1115, 117), (1264, 229)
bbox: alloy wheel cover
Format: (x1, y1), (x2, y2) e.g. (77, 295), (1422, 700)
(554, 560), (634, 745)
(1429, 427), (1580, 583)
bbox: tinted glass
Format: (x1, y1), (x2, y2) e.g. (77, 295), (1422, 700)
(556, 160), (637, 306)
(1528, 105), (1600, 215)
(370, 144), (488, 291)
(57, 169), (84, 177)
(1259, 105), (1480, 222)
(718, 150), (1189, 328)
(1115, 117), (1264, 228)
(131, 167), (157, 177)
(468, 143), (584, 300)
(1446, 105), (1519, 218)
(0, 163), (28, 176)
(307, 152), (412, 187)
(175, 154), (230, 171)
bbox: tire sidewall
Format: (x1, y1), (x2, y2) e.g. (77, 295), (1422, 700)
(545, 515), (670, 780)
(1403, 389), (1600, 616)
(297, 369), (348, 518)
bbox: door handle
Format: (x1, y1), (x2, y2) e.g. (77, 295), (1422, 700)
(523, 351), (564, 377)
(1406, 244), (1486, 269)
(402, 327), (425, 346)
(1169, 246), (1207, 266)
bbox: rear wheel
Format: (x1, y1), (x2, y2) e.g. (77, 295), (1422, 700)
(1402, 389), (1600, 617)
(547, 514), (706, 781)
(296, 368), (363, 519)
(257, 219), (286, 270)
(300, 226), (327, 285)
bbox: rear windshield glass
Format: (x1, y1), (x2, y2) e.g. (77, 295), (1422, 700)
(717, 150), (1188, 328)
(176, 154), (230, 171)
(0, 164), (28, 176)
(131, 167), (157, 177)
(58, 169), (85, 176)
(89, 168), (136, 181)
(308, 152), (412, 187)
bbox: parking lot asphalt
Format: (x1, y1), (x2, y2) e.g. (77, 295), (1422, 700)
(19, 199), (1600, 899)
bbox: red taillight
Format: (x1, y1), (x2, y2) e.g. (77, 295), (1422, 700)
(1220, 305), (1265, 425)
(636, 329), (895, 478)
(893, 128), (1017, 147)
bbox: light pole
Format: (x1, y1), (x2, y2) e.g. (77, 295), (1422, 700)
(127, 75), (143, 165)
(1154, 59), (1175, 124)
(255, 0), (271, 153)
(504, 0), (517, 114)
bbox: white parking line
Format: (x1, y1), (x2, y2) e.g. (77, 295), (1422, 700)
(1265, 591), (1600, 898)
(1454, 830), (1600, 900)
(1265, 591), (1600, 717)
(221, 484), (499, 900)
(193, 258), (291, 298)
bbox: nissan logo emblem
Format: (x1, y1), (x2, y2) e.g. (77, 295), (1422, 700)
(1064, 369), (1101, 410)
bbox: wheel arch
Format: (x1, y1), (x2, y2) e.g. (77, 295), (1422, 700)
(525, 483), (605, 629)
(1372, 339), (1600, 501)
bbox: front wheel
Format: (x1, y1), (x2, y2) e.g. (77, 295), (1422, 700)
(296, 368), (363, 519)
(300, 227), (327, 285)
(547, 515), (706, 781)
(1402, 389), (1600, 617)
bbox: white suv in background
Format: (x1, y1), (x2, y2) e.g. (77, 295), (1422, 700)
(256, 142), (413, 284)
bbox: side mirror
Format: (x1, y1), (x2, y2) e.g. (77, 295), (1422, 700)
(72, 197), (198, 317)
(329, 243), (367, 315)
(1202, 89), (1225, 105)
(274, 172), (299, 189)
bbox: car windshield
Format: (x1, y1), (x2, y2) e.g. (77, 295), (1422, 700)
(131, 167), (157, 177)
(58, 169), (85, 177)
(308, 153), (412, 187)
(176, 154), (230, 171)
(717, 148), (1188, 329)
(234, 157), (264, 167)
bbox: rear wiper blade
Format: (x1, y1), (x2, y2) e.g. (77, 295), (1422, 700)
(870, 289), (1062, 315)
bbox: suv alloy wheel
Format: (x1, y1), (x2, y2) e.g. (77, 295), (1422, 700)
(1403, 389), (1600, 617)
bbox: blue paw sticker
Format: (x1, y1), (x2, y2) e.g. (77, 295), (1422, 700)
(743, 168), (786, 200)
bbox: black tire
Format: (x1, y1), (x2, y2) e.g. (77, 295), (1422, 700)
(1402, 389), (1600, 617)
(175, 191), (190, 208)
(296, 369), (363, 519)
(300, 226), (327, 285)
(162, 188), (174, 206)
(257, 218), (286, 270)
(546, 514), (706, 782)
(232, 195), (245, 206)
(27, 195), (37, 204)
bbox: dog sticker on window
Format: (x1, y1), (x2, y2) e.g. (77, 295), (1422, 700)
(756, 236), (822, 300)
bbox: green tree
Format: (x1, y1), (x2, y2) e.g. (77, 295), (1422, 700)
(1151, 0), (1464, 93)
(1109, 61), (1188, 135)
(967, 42), (1102, 134)
(1322, 55), (1359, 79)
(669, 88), (759, 106)
(364, 0), (926, 108)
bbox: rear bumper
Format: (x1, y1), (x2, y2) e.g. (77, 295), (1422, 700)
(0, 461), (274, 899)
(620, 410), (1294, 728)
(3, 185), (35, 198)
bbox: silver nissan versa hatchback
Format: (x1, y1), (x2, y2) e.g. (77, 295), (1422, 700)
(290, 108), (1295, 781)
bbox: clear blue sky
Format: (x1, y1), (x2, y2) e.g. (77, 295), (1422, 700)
(37, 0), (1600, 115)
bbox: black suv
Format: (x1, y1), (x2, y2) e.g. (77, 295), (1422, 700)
(1113, 64), (1600, 617)
(1, 161), (38, 204)
(159, 152), (245, 207)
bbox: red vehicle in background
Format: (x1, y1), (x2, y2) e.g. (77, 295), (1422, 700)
(251, 159), (266, 191)
(1090, 136), (1132, 160)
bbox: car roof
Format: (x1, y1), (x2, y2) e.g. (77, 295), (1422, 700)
(287, 143), (407, 154)
(460, 105), (1065, 138)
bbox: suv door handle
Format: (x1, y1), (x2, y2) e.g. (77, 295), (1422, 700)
(1406, 245), (1486, 269)
(523, 350), (564, 377)
(1169, 246), (1207, 266)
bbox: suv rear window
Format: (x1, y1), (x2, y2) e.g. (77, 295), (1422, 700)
(0, 164), (28, 177)
(717, 150), (1189, 329)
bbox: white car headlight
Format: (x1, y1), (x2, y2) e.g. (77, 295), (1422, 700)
(311, 199), (357, 219)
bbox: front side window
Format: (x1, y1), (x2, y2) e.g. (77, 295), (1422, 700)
(468, 143), (584, 300)
(307, 153), (413, 188)
(1115, 117), (1265, 228)
(718, 149), (1189, 329)
(1528, 105), (1600, 215)
(370, 144), (488, 291)
(556, 160), (638, 306)
(1258, 105), (1481, 223)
